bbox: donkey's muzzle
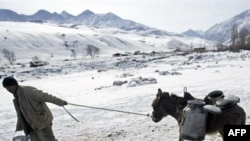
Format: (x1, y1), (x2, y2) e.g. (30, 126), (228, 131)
(151, 112), (163, 122)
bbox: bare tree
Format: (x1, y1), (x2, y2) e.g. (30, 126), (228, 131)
(190, 42), (193, 51)
(2, 48), (16, 65)
(231, 24), (238, 48)
(71, 49), (76, 60)
(32, 56), (41, 62)
(246, 34), (250, 45)
(87, 44), (99, 59)
(68, 40), (78, 60)
(239, 27), (249, 47)
(216, 42), (228, 51)
(30, 56), (48, 67)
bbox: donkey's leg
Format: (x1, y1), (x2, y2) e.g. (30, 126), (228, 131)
(178, 135), (184, 141)
(178, 128), (184, 141)
(218, 130), (224, 141)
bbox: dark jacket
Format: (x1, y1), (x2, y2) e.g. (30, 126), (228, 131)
(13, 86), (66, 132)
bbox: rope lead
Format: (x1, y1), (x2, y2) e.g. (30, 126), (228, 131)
(63, 103), (151, 122)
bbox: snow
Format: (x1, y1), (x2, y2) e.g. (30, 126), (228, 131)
(0, 21), (215, 64)
(0, 49), (250, 141)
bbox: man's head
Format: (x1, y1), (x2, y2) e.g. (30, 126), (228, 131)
(2, 77), (18, 94)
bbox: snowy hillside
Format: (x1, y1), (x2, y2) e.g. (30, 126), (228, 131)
(0, 21), (214, 63)
(2, 9), (250, 44)
(1, 8), (250, 141)
(204, 10), (250, 43)
(0, 50), (250, 141)
(182, 29), (204, 38)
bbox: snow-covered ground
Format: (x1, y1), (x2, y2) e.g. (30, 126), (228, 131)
(0, 50), (250, 141)
(0, 21), (216, 63)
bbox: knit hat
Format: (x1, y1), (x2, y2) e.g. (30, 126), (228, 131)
(2, 77), (18, 88)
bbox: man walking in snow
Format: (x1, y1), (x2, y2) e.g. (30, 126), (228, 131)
(2, 76), (68, 141)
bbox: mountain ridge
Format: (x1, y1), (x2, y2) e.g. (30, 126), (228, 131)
(1, 9), (250, 44)
(0, 9), (178, 37)
(178, 10), (250, 44)
(203, 10), (250, 43)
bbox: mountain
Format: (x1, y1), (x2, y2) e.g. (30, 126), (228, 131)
(75, 11), (151, 32)
(204, 10), (250, 43)
(0, 9), (25, 21)
(60, 10), (74, 22)
(27, 10), (65, 23)
(2, 9), (250, 42)
(0, 9), (178, 36)
(74, 10), (95, 24)
(182, 29), (204, 38)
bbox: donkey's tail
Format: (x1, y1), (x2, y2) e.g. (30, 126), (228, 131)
(241, 106), (246, 125)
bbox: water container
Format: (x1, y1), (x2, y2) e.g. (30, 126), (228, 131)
(181, 99), (207, 140)
(12, 131), (30, 141)
(206, 90), (224, 103)
(12, 135), (29, 141)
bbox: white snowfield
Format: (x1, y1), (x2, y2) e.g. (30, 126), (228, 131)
(0, 21), (215, 63)
(0, 50), (250, 141)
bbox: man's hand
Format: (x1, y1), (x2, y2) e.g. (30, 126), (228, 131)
(63, 101), (68, 106)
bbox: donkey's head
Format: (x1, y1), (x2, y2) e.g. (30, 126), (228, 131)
(151, 89), (194, 122)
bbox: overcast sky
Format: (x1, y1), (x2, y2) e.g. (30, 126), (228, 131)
(1, 0), (250, 33)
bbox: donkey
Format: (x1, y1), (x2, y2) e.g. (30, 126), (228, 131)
(151, 89), (246, 141)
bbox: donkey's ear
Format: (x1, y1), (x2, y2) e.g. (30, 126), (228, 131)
(157, 89), (163, 98)
(164, 92), (170, 97)
(158, 88), (162, 94)
(184, 92), (195, 100)
(179, 98), (187, 108)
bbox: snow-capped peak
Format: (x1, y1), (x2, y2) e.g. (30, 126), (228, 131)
(0, 9), (179, 36)
(204, 9), (250, 43)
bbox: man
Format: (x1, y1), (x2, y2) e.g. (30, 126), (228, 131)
(2, 76), (68, 141)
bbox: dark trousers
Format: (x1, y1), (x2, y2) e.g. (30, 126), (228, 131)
(29, 125), (57, 141)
